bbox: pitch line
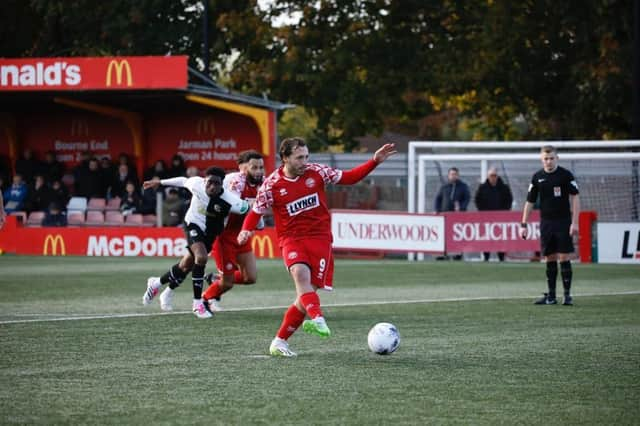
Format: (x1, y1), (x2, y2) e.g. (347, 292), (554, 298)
(1, 290), (640, 325)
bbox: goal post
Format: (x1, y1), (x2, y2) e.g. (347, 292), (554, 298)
(407, 141), (640, 260)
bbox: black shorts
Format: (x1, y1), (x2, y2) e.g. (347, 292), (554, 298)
(540, 219), (574, 256)
(183, 223), (215, 253)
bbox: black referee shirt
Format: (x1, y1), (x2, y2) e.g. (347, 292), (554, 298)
(526, 166), (579, 221)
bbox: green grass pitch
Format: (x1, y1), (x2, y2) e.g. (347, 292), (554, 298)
(0, 256), (638, 425)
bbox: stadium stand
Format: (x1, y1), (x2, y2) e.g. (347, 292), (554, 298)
(26, 211), (45, 227)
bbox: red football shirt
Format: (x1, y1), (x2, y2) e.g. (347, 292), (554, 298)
(252, 163), (342, 245)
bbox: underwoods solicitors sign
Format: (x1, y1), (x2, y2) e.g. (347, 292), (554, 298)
(444, 211), (541, 252)
(331, 210), (445, 253)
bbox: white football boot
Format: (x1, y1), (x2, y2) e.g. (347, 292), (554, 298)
(142, 277), (161, 306)
(208, 298), (223, 312)
(269, 338), (297, 357)
(192, 299), (213, 319)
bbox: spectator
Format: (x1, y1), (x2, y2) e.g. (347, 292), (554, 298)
(167, 154), (186, 178)
(434, 167), (471, 213)
(110, 163), (138, 199)
(120, 180), (142, 216)
(144, 160), (168, 181)
(72, 150), (93, 190)
(42, 202), (67, 227)
(49, 179), (70, 209)
(141, 175), (163, 214)
(474, 167), (514, 261)
(42, 151), (65, 183)
(117, 153), (138, 179)
(15, 148), (40, 185)
(434, 167), (470, 261)
(75, 158), (106, 198)
(24, 174), (52, 213)
(99, 157), (115, 191)
(161, 188), (184, 226)
(3, 173), (28, 213)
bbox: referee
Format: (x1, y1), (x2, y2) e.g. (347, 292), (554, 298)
(519, 145), (580, 305)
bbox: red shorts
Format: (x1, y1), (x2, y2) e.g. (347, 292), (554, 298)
(212, 231), (253, 275)
(281, 237), (334, 290)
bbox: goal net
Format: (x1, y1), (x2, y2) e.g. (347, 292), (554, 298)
(409, 141), (640, 223)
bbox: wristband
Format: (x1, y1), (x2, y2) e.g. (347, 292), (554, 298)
(520, 223), (527, 228)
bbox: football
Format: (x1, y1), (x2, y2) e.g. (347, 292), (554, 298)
(367, 322), (400, 355)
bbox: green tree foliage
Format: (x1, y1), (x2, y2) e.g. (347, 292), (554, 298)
(0, 1), (632, 147)
(229, 0), (632, 146)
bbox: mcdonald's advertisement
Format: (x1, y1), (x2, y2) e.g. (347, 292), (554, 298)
(0, 56), (188, 91)
(0, 217), (280, 258)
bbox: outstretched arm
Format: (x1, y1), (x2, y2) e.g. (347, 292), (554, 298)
(238, 210), (263, 245)
(338, 143), (397, 185)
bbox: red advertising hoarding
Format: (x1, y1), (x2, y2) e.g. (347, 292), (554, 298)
(0, 216), (280, 258)
(0, 56), (188, 91)
(444, 210), (541, 252)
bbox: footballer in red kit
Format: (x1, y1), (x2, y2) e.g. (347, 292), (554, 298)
(202, 150), (265, 311)
(238, 137), (397, 357)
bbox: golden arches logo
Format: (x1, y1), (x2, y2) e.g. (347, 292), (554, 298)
(70, 117), (89, 136)
(196, 117), (216, 135)
(106, 59), (133, 87)
(43, 234), (66, 256)
(251, 235), (274, 258)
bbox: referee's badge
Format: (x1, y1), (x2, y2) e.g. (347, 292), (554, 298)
(554, 186), (561, 197)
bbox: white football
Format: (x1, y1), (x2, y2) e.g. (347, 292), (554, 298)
(367, 322), (400, 355)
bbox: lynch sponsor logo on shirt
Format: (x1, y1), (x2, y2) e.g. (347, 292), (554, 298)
(286, 193), (319, 216)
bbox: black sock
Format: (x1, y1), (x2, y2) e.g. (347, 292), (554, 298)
(192, 263), (205, 299)
(560, 261), (572, 295)
(546, 261), (558, 298)
(161, 264), (186, 290)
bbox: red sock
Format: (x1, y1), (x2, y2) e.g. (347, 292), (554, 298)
(300, 291), (323, 319)
(276, 304), (306, 340)
(202, 282), (223, 300)
(233, 271), (244, 284)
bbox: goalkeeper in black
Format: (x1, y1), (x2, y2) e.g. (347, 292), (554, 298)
(519, 145), (580, 305)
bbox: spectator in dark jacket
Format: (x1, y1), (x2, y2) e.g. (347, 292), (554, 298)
(434, 167), (470, 213)
(15, 148), (41, 185)
(474, 167), (514, 261)
(42, 202), (67, 227)
(75, 158), (106, 198)
(42, 151), (65, 183)
(120, 180), (142, 216)
(24, 174), (52, 213)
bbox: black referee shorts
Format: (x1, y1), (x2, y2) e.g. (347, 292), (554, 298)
(183, 222), (215, 253)
(540, 219), (574, 256)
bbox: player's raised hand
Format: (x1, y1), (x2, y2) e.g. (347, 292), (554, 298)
(373, 143), (397, 163)
(142, 178), (161, 190)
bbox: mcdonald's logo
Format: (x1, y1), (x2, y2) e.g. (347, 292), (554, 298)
(43, 234), (66, 256)
(70, 117), (89, 136)
(251, 235), (274, 258)
(196, 116), (216, 135)
(106, 59), (133, 87)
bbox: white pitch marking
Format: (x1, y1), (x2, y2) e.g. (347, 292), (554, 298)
(1, 291), (639, 325)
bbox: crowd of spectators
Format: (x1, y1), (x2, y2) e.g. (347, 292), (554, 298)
(0, 149), (191, 227)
